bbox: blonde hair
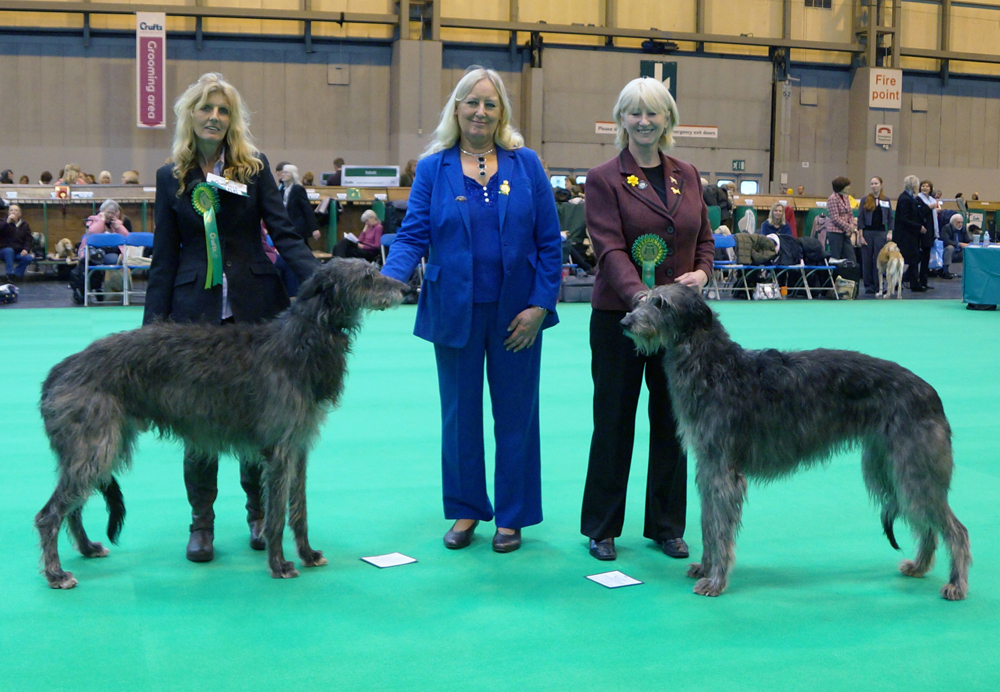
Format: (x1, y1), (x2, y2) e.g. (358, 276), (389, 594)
(98, 170), (112, 184)
(169, 72), (263, 195)
(423, 66), (523, 158)
(613, 78), (680, 151)
(122, 170), (140, 185)
(282, 164), (301, 185)
(769, 202), (785, 224)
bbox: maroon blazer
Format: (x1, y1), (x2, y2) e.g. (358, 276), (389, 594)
(585, 149), (715, 311)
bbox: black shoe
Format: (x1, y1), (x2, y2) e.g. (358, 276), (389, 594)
(589, 538), (617, 561)
(865, 288), (876, 295)
(911, 286), (927, 293)
(660, 538), (689, 559)
(492, 528), (521, 553)
(249, 519), (266, 551)
(924, 284), (935, 290)
(940, 272), (955, 280)
(443, 520), (478, 549)
(71, 287), (83, 305)
(186, 529), (215, 562)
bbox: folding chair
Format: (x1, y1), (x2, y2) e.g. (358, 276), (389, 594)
(706, 233), (753, 300)
(83, 233), (127, 306)
(123, 232), (154, 305)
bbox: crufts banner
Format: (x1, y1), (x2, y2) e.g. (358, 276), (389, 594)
(136, 12), (166, 129)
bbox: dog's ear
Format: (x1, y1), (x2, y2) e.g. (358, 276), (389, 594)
(663, 283), (714, 334)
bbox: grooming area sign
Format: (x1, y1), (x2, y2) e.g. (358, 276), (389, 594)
(136, 13), (167, 129)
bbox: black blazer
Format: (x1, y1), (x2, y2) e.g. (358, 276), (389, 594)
(894, 190), (934, 251)
(143, 153), (318, 325)
(284, 183), (319, 241)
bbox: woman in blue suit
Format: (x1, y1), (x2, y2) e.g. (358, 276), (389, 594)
(382, 66), (563, 553)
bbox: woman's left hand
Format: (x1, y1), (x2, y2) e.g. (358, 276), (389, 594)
(504, 306), (547, 352)
(675, 269), (708, 290)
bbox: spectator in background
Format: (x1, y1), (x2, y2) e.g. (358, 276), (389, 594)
(894, 175), (932, 293)
(1, 204), (34, 281)
(760, 202), (791, 235)
(797, 185), (805, 196)
(98, 171), (112, 185)
(914, 180), (939, 290)
(326, 157), (344, 186)
(971, 192), (980, 201)
(701, 177), (733, 230)
(301, 171), (314, 186)
(83, 173), (96, 184)
(400, 159), (418, 187)
(939, 214), (970, 279)
(0, 169), (12, 184)
(40, 171), (53, 185)
(121, 170), (140, 185)
(18, 175), (29, 185)
(58, 164), (82, 185)
(858, 176), (894, 295)
(277, 164), (320, 244)
(332, 208), (382, 262)
(825, 176), (858, 263)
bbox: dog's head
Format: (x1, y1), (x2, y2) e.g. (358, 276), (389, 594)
(883, 241), (900, 254)
(293, 258), (409, 332)
(620, 283), (715, 355)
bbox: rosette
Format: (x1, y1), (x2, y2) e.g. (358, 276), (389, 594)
(631, 234), (668, 288)
(191, 183), (223, 289)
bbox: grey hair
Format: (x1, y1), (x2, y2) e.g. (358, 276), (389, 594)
(903, 175), (920, 193)
(282, 164), (301, 185)
(950, 213), (963, 225)
(99, 199), (121, 216)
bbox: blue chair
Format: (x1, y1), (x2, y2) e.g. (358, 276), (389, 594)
(707, 233), (753, 300)
(83, 233), (127, 306)
(123, 232), (154, 305)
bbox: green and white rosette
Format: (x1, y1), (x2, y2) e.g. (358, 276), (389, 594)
(631, 234), (668, 288)
(191, 183), (223, 289)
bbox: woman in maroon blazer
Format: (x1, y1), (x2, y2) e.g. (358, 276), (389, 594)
(581, 77), (715, 562)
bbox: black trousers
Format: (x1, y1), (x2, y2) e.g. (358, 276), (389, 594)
(184, 450), (263, 531)
(580, 309), (687, 543)
(915, 244), (932, 288)
(860, 230), (888, 292)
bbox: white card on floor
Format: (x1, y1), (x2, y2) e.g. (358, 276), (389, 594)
(361, 552), (417, 568)
(586, 570), (643, 589)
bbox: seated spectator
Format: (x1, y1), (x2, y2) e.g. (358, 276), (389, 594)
(400, 159), (418, 187)
(1, 204), (33, 281)
(760, 202), (792, 236)
(797, 185), (805, 196)
(332, 209), (381, 262)
(69, 199), (133, 303)
(83, 173), (96, 184)
(40, 171), (53, 185)
(98, 171), (112, 185)
(702, 177), (733, 230)
(940, 214), (970, 279)
(18, 175), (29, 185)
(58, 163), (82, 185)
(0, 169), (12, 184)
(971, 192), (980, 201)
(301, 171), (314, 186)
(121, 170), (140, 185)
(326, 158), (344, 186)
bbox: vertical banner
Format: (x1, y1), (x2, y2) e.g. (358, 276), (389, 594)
(136, 12), (166, 129)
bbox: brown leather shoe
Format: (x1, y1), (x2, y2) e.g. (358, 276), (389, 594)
(492, 529), (521, 553)
(249, 519), (266, 551)
(660, 537), (689, 559)
(443, 520), (479, 549)
(186, 529), (214, 562)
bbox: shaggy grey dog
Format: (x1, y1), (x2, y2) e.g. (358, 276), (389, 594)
(621, 284), (971, 600)
(36, 259), (408, 589)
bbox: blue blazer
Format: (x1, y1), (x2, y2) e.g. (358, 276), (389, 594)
(382, 144), (563, 349)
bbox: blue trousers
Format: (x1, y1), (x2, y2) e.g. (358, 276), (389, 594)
(433, 302), (543, 529)
(1, 247), (33, 277)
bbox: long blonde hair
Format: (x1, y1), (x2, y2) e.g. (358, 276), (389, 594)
(169, 73), (263, 195)
(613, 77), (680, 151)
(423, 66), (523, 158)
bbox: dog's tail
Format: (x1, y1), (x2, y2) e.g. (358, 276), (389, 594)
(881, 506), (901, 551)
(101, 477), (126, 544)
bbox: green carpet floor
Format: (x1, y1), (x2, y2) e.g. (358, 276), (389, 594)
(2, 300), (998, 691)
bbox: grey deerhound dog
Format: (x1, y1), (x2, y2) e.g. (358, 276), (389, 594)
(36, 259), (407, 589)
(621, 284), (971, 600)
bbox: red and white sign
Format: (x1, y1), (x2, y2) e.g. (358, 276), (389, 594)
(875, 124), (893, 146)
(869, 68), (902, 110)
(136, 12), (166, 129)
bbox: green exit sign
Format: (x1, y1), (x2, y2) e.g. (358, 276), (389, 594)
(732, 160), (745, 172)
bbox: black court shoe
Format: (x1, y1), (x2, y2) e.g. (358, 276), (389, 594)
(444, 520), (479, 549)
(492, 529), (521, 553)
(186, 529), (214, 562)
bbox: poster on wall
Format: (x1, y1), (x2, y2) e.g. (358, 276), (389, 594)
(136, 12), (166, 129)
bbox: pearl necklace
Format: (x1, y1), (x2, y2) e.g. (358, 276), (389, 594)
(460, 146), (495, 178)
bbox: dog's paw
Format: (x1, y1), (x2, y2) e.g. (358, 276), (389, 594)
(686, 562), (707, 579)
(899, 559), (929, 578)
(940, 582), (968, 601)
(693, 578), (724, 597)
(270, 561), (300, 579)
(80, 541), (109, 558)
(47, 572), (78, 589)
(301, 550), (328, 567)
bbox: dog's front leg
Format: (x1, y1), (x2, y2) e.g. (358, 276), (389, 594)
(691, 466), (746, 597)
(288, 449), (327, 568)
(262, 452), (299, 579)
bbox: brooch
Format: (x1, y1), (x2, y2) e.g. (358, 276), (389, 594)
(638, 180), (648, 190)
(455, 196), (467, 202)
(670, 176), (678, 184)
(500, 180), (510, 196)
(627, 175), (639, 187)
(671, 186), (681, 195)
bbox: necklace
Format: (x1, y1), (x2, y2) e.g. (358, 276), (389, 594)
(460, 146), (495, 178)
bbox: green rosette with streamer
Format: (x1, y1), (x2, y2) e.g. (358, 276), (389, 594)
(631, 234), (668, 288)
(191, 183), (223, 289)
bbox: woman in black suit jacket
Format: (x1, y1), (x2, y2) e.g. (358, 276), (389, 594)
(143, 72), (318, 563)
(894, 175), (933, 292)
(277, 164), (320, 244)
